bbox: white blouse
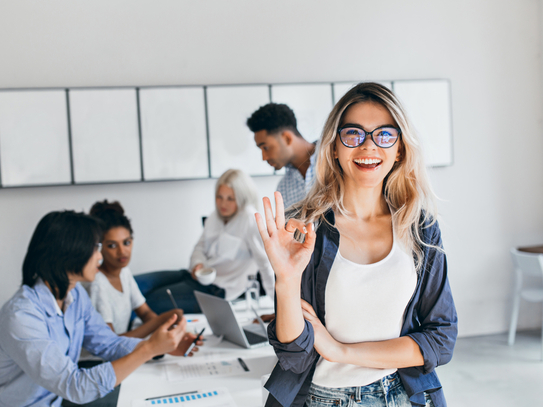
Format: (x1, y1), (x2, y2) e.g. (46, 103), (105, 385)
(190, 205), (275, 301)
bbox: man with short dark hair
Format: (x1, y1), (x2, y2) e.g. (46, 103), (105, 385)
(247, 103), (317, 208)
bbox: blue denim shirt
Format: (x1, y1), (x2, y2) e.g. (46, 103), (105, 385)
(265, 210), (458, 407)
(277, 148), (317, 209)
(0, 280), (141, 406)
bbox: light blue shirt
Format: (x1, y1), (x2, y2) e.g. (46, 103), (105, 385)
(0, 280), (141, 406)
(276, 147), (317, 209)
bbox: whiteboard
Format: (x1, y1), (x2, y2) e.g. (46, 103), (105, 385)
(393, 80), (453, 167)
(207, 85), (272, 178)
(332, 81), (392, 104)
(139, 87), (209, 180)
(271, 83), (333, 142)
(0, 89), (71, 186)
(69, 88), (142, 183)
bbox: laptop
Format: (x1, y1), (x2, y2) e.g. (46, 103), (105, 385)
(194, 291), (269, 349)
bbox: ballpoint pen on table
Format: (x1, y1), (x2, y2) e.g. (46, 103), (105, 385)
(145, 390), (198, 401)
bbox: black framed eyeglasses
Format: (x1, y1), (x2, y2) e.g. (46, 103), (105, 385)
(338, 125), (401, 149)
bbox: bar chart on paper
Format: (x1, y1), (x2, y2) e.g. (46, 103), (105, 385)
(132, 387), (237, 407)
(165, 358), (249, 381)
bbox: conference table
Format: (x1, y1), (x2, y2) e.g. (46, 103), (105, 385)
(116, 299), (277, 407)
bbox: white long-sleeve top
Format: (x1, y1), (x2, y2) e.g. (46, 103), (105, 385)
(190, 205), (275, 301)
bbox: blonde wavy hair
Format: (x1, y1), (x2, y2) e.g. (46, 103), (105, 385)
(294, 82), (438, 271)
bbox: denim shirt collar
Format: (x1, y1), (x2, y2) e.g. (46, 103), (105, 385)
(34, 279), (75, 316)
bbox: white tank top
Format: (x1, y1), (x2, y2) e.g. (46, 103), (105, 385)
(312, 237), (417, 388)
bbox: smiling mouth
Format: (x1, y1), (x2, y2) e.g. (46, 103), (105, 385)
(354, 158), (382, 169)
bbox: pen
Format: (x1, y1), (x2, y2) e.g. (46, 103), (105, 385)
(146, 390), (198, 401)
(166, 288), (178, 309)
(237, 357), (249, 372)
(184, 327), (205, 357)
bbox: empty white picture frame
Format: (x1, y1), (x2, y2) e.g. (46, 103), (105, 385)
(332, 81), (392, 104)
(69, 88), (142, 183)
(271, 83), (334, 142)
(0, 89), (72, 186)
(139, 87), (209, 180)
(207, 85), (272, 178)
(393, 80), (453, 167)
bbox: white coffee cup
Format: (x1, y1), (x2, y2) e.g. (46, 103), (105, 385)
(195, 267), (216, 286)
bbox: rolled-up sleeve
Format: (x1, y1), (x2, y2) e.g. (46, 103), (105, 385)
(268, 318), (318, 374)
(190, 228), (208, 270)
(407, 223), (458, 374)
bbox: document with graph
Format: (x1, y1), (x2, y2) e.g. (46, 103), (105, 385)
(165, 358), (249, 381)
(132, 387), (236, 407)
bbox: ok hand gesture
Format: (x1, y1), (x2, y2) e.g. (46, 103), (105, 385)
(255, 192), (316, 285)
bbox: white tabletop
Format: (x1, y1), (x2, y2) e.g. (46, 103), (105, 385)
(117, 300), (277, 407)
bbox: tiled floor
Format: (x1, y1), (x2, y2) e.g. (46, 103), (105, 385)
(438, 329), (543, 406)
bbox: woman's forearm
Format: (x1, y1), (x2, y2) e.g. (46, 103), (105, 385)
(110, 341), (154, 385)
(334, 336), (424, 369)
(124, 310), (183, 339)
(275, 278), (305, 343)
(113, 314), (187, 384)
(122, 319), (161, 338)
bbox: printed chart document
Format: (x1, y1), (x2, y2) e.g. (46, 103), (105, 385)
(132, 387), (236, 407)
(165, 358), (249, 381)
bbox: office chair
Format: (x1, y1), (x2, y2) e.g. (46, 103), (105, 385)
(508, 248), (543, 360)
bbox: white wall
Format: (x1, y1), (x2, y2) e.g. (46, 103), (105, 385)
(1, 0), (542, 337)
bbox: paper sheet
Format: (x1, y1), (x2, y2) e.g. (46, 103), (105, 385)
(132, 387), (237, 407)
(165, 358), (249, 381)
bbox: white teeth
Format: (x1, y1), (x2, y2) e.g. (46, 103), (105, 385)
(354, 158), (382, 165)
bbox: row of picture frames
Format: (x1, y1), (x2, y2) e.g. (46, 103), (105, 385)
(0, 80), (453, 188)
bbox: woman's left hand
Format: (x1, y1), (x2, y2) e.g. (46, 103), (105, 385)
(301, 300), (343, 363)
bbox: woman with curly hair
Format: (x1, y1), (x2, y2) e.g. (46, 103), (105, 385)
(87, 200), (184, 338)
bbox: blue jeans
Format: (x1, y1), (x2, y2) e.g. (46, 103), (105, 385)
(135, 270), (225, 314)
(305, 372), (435, 407)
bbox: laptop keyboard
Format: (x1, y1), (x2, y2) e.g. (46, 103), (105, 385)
(243, 329), (268, 345)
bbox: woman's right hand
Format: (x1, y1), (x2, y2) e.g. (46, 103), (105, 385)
(146, 314), (187, 357)
(254, 191), (316, 284)
(191, 264), (204, 280)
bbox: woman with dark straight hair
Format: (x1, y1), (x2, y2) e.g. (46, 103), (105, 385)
(0, 210), (200, 407)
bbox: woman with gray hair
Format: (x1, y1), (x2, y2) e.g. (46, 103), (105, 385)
(148, 169), (275, 314)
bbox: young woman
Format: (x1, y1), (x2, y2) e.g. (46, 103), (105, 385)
(87, 200), (184, 338)
(146, 169), (275, 314)
(0, 211), (200, 406)
(255, 83), (457, 407)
